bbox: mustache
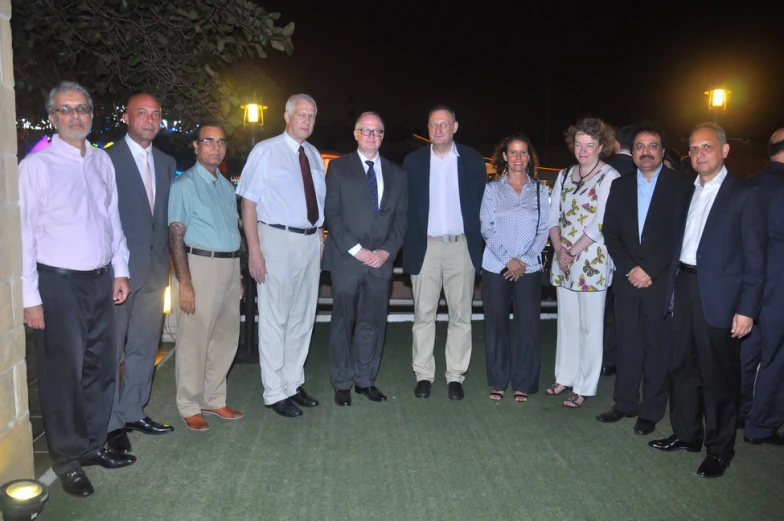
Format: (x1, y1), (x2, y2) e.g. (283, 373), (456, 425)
(639, 155), (655, 161)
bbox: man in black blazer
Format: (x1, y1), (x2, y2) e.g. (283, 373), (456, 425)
(402, 106), (486, 400)
(598, 124), (690, 435)
(106, 94), (177, 454)
(322, 112), (408, 406)
(740, 128), (784, 445)
(649, 123), (765, 478)
(605, 125), (636, 177)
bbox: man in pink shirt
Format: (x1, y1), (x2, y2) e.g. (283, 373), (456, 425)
(19, 81), (135, 498)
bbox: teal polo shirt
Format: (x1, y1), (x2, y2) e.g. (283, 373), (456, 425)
(168, 161), (241, 252)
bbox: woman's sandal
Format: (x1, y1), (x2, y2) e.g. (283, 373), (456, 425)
(514, 392), (528, 403)
(545, 383), (568, 396)
(562, 392), (585, 408)
(489, 391), (504, 401)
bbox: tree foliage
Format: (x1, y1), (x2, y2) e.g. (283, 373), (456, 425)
(12, 0), (294, 136)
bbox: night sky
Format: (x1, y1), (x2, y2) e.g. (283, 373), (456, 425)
(254, 1), (784, 163)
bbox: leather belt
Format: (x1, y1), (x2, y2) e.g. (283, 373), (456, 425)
(185, 246), (241, 259)
(428, 234), (464, 243)
(37, 263), (110, 277)
(259, 221), (318, 236)
(679, 262), (697, 274)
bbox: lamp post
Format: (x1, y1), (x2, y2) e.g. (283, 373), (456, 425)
(705, 87), (730, 124)
(242, 97), (268, 148)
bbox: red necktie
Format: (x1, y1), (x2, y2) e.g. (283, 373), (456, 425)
(299, 145), (318, 225)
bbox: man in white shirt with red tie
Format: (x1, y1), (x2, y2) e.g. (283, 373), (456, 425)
(237, 94), (326, 418)
(19, 81), (135, 498)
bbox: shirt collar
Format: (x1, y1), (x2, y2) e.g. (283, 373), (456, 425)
(636, 164), (662, 184)
(430, 142), (460, 158)
(124, 133), (152, 157)
(51, 133), (94, 158)
(694, 165), (728, 189)
(357, 150), (379, 164)
(192, 160), (220, 184)
(282, 131), (306, 154)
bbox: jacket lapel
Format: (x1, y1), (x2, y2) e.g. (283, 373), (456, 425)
(151, 147), (169, 217)
(378, 157), (392, 211)
(118, 139), (153, 217)
(698, 173), (735, 252)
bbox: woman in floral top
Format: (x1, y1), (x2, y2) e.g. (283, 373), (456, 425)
(546, 118), (620, 408)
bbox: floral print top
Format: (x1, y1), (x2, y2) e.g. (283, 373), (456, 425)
(548, 164), (620, 291)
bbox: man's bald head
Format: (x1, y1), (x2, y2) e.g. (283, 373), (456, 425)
(768, 128), (784, 161)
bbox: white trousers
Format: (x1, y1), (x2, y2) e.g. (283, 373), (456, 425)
(256, 223), (321, 405)
(554, 287), (606, 396)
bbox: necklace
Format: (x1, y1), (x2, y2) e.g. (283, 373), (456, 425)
(575, 162), (601, 192)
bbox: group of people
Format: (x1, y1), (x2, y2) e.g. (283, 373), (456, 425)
(18, 80), (784, 499)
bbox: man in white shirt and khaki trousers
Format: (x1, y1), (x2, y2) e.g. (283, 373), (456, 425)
(237, 94), (325, 418)
(402, 106), (487, 400)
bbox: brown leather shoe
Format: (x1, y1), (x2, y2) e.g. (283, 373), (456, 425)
(182, 414), (210, 432)
(201, 406), (243, 420)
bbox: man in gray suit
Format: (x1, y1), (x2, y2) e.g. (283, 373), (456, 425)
(106, 93), (177, 453)
(322, 112), (408, 406)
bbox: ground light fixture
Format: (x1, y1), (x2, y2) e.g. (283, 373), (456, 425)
(0, 478), (50, 520)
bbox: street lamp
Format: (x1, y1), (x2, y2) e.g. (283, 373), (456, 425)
(242, 97), (268, 147)
(705, 87), (730, 123)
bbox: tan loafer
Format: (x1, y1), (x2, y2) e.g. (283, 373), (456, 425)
(182, 414), (210, 432)
(201, 406), (243, 420)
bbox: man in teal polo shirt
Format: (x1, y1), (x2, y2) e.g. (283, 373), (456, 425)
(168, 120), (243, 432)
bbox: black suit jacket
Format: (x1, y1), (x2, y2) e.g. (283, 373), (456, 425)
(748, 161), (784, 310)
(322, 152), (408, 280)
(604, 167), (691, 300)
(606, 153), (636, 177)
(402, 143), (486, 274)
(107, 138), (176, 292)
(664, 172), (765, 327)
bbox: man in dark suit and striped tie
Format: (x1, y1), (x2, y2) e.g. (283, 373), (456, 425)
(322, 112), (408, 406)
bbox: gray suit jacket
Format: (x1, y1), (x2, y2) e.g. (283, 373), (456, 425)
(107, 137), (176, 292)
(321, 152), (408, 279)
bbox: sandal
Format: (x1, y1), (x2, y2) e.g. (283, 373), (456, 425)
(514, 392), (528, 403)
(545, 383), (568, 396)
(562, 392), (585, 408)
(489, 391), (504, 401)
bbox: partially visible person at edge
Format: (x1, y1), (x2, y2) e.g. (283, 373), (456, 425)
(480, 133), (549, 403)
(546, 117), (620, 409)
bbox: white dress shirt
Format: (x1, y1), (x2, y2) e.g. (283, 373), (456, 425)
(427, 143), (464, 236)
(679, 166), (728, 265)
(236, 131), (326, 228)
(348, 150), (385, 255)
(124, 133), (156, 199)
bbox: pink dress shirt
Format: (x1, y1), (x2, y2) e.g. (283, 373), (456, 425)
(19, 134), (130, 307)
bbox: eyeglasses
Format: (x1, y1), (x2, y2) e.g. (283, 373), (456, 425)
(428, 122), (452, 130)
(54, 105), (92, 116)
(356, 128), (385, 137)
(197, 138), (229, 148)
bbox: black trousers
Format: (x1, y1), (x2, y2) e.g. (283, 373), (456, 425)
(603, 284), (617, 367)
(482, 270), (541, 394)
(328, 270), (391, 389)
(739, 322), (761, 418)
(670, 270), (740, 459)
(35, 266), (116, 476)
(613, 295), (672, 422)
(744, 305), (784, 439)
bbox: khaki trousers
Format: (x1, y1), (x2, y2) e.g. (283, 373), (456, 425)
(411, 236), (475, 383)
(175, 254), (240, 417)
(257, 223), (321, 405)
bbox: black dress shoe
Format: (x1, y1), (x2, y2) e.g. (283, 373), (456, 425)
(595, 407), (635, 423)
(80, 447), (137, 469)
(601, 365), (616, 377)
(355, 385), (387, 402)
(107, 428), (132, 454)
(744, 431), (784, 446)
(414, 380), (431, 398)
(125, 416), (175, 435)
(334, 389), (352, 407)
(648, 434), (701, 453)
(633, 418), (656, 436)
(60, 468), (94, 498)
(268, 398), (303, 418)
(448, 382), (465, 400)
(291, 386), (319, 407)
(697, 455), (730, 478)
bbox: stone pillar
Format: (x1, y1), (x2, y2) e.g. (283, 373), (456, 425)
(0, 0), (34, 483)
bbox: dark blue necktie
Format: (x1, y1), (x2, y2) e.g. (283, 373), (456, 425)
(366, 160), (379, 212)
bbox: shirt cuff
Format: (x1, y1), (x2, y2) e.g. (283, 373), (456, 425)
(112, 261), (130, 279)
(348, 244), (361, 256)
